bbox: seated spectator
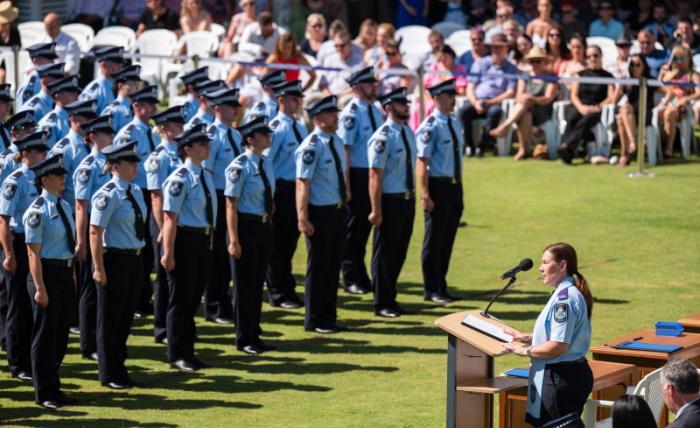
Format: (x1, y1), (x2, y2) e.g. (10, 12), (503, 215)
(354, 19), (377, 53)
(559, 1), (587, 42)
(219, 0), (258, 58)
(615, 54), (654, 167)
(637, 29), (669, 78)
(136, 0), (181, 38)
(485, 6), (514, 42)
(0, 1), (20, 85)
(364, 23), (396, 69)
(660, 359), (700, 428)
(558, 45), (616, 164)
(607, 36), (632, 78)
(300, 13), (327, 58)
(40, 13), (80, 75)
(378, 40), (415, 96)
(503, 19), (522, 45)
(526, 0), (556, 48)
(658, 44), (700, 158)
(612, 395), (657, 428)
(588, 1), (624, 41)
(490, 47), (558, 160)
(513, 34), (534, 71)
(675, 17), (700, 56)
(645, 3), (674, 47)
(396, 0), (429, 29)
(559, 33), (587, 94)
(239, 11), (282, 57)
(545, 26), (571, 75)
(459, 33), (518, 156)
(626, 0), (653, 33)
(409, 44), (466, 129)
(317, 30), (364, 97)
(456, 27), (488, 71)
(71, 0), (113, 32)
(266, 33), (316, 91)
(179, 0), (211, 33)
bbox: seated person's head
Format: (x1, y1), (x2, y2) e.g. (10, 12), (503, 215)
(660, 359), (700, 414)
(612, 395), (657, 428)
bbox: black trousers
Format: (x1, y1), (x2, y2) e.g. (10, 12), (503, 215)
(0, 249), (7, 350)
(204, 192), (233, 320)
(560, 109), (602, 158)
(149, 215), (168, 342)
(78, 223), (96, 355)
(341, 168), (372, 289)
(27, 262), (74, 404)
(421, 179), (463, 297)
(372, 196), (415, 312)
(165, 228), (212, 362)
(526, 359), (594, 427)
(5, 234), (32, 375)
(266, 180), (300, 304)
(304, 204), (346, 330)
(459, 102), (503, 151)
(96, 251), (142, 384)
(136, 188), (154, 313)
(232, 216), (272, 347)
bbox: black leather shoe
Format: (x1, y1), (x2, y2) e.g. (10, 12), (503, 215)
(56, 391), (79, 405)
(279, 300), (302, 309)
(208, 317), (234, 325)
(171, 359), (199, 372)
(69, 327), (81, 335)
(345, 284), (369, 295)
(314, 324), (349, 334)
(376, 308), (401, 318)
(191, 356), (211, 369)
(155, 336), (168, 345)
(13, 371), (32, 381)
(82, 352), (98, 361)
(102, 381), (132, 390)
(38, 400), (62, 410)
(239, 344), (263, 355)
(426, 294), (457, 304)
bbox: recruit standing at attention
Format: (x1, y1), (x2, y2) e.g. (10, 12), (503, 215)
(503, 242), (594, 426)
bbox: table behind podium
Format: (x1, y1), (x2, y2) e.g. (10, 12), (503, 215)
(435, 310), (517, 428)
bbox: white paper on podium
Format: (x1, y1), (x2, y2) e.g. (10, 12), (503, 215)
(461, 314), (514, 343)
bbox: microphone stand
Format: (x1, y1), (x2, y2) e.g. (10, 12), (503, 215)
(481, 275), (517, 318)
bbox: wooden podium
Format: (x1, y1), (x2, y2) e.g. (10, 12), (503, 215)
(435, 310), (519, 428)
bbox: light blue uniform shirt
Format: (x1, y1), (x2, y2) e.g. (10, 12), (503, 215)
(146, 140), (182, 191)
(47, 130), (88, 207)
(0, 145), (19, 185)
(183, 95), (198, 123)
(244, 96), (277, 122)
(162, 159), (217, 227)
(295, 129), (346, 206)
(115, 117), (160, 189)
(90, 176), (147, 249)
(0, 164), (39, 233)
(16, 71), (40, 106)
(337, 97), (384, 168)
(266, 112), (307, 182)
(21, 90), (54, 121)
(37, 106), (70, 148)
(206, 118), (242, 190)
(224, 151), (275, 215)
(102, 95), (133, 132)
(23, 190), (75, 260)
(415, 110), (464, 178)
(80, 75), (114, 113)
(185, 108), (213, 130)
(367, 120), (416, 194)
(74, 149), (110, 208)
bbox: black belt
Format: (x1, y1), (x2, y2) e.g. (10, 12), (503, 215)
(177, 226), (214, 235)
(12, 232), (25, 239)
(384, 191), (414, 200)
(42, 258), (75, 268)
(430, 176), (461, 184)
(546, 357), (587, 368)
(310, 202), (345, 210)
(238, 212), (270, 224)
(275, 179), (295, 188)
(216, 189), (224, 196)
(105, 247), (143, 256)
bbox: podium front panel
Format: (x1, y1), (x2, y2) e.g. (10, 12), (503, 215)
(447, 335), (493, 428)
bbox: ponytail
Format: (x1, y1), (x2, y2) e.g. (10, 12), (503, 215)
(545, 242), (594, 319)
(573, 270), (593, 319)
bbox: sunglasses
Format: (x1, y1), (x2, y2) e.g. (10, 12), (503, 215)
(672, 56), (687, 62)
(629, 62), (642, 68)
(334, 42), (349, 49)
(548, 33), (561, 38)
(530, 59), (545, 64)
(311, 23), (323, 29)
(242, 2), (256, 6)
(386, 50), (399, 56)
(497, 13), (510, 18)
(639, 40), (652, 45)
(471, 37), (484, 42)
(586, 53), (600, 59)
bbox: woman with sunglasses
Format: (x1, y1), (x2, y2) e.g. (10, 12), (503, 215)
(300, 13), (327, 58)
(526, 0), (556, 48)
(614, 54), (654, 166)
(658, 44), (700, 158)
(544, 26), (570, 76)
(558, 45), (615, 164)
(558, 34), (587, 96)
(219, 0), (258, 58)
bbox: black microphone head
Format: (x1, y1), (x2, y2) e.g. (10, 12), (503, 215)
(519, 258), (534, 271)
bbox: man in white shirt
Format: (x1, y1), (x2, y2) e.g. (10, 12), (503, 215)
(41, 13), (81, 75)
(238, 11), (282, 56)
(317, 31), (364, 97)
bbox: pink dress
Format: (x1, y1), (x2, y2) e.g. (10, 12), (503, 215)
(408, 62), (468, 130)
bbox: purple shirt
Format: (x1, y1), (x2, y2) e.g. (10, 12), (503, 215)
(470, 56), (519, 100)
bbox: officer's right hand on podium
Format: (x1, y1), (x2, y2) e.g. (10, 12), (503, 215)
(503, 326), (532, 343)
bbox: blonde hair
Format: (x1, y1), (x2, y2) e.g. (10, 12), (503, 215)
(305, 13), (326, 40)
(180, 0), (201, 18)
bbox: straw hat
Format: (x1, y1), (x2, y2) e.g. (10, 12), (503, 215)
(524, 46), (552, 63)
(0, 1), (19, 24)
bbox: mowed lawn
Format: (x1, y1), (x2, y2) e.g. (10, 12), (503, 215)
(1, 157), (699, 427)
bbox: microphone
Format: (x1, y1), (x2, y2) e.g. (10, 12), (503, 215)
(500, 258), (534, 280)
(482, 258), (534, 318)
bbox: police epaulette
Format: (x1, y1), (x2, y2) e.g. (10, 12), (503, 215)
(153, 146), (165, 154)
(47, 112), (56, 121)
(557, 287), (569, 300)
(9, 170), (23, 180)
(175, 167), (187, 177)
(84, 155), (95, 165)
(89, 82), (99, 91)
(379, 125), (390, 134)
(234, 153), (247, 163)
(309, 134), (319, 144)
(32, 196), (45, 208)
(427, 116), (436, 125)
(103, 182), (116, 192)
(270, 120), (280, 129)
(56, 138), (69, 148)
(349, 103), (358, 112)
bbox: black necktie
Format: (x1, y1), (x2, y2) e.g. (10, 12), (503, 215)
(327, 136), (346, 203)
(146, 126), (155, 152)
(447, 117), (461, 182)
(125, 185), (145, 241)
(368, 105), (377, 132)
(400, 127), (414, 193)
(258, 159), (273, 215)
(56, 197), (75, 253)
(291, 121), (303, 143)
(199, 171), (213, 226)
(226, 127), (240, 157)
(0, 128), (9, 150)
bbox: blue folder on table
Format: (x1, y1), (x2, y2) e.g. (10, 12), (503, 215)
(504, 368), (530, 378)
(614, 340), (683, 353)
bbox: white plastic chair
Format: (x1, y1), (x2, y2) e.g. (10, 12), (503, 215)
(581, 368), (665, 428)
(432, 21), (466, 39)
(17, 22), (46, 48)
(446, 29), (472, 57)
(95, 26), (136, 52)
(210, 23), (226, 41)
(179, 31), (219, 58)
(396, 25), (432, 47)
(134, 29), (183, 97)
(554, 101), (615, 159)
(649, 105), (695, 164)
(61, 23), (95, 53)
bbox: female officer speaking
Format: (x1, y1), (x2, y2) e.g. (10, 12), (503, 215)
(90, 141), (146, 389)
(504, 242), (594, 426)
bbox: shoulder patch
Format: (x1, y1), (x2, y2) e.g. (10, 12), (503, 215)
(168, 180), (183, 197)
(554, 303), (568, 323)
(342, 116), (356, 130)
(557, 287), (569, 300)
(373, 140), (386, 154)
(302, 149), (316, 164)
(77, 168), (91, 183)
(27, 210), (42, 228)
(419, 128), (432, 143)
(146, 156), (160, 173)
(32, 196), (45, 208)
(94, 193), (110, 210)
(227, 166), (242, 183)
(2, 182), (17, 200)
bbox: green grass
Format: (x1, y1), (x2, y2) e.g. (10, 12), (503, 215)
(2, 157), (699, 427)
